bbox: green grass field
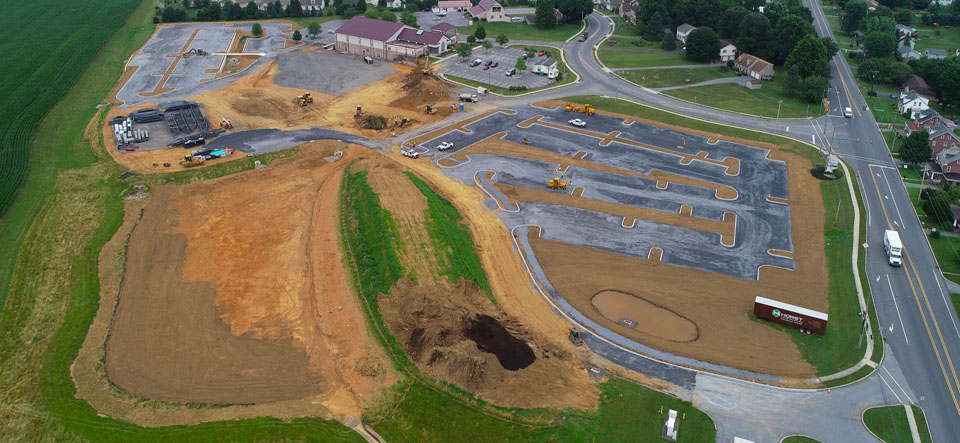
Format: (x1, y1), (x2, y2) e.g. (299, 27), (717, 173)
(783, 436), (822, 443)
(457, 22), (582, 42)
(603, 36), (658, 49)
(952, 294), (960, 322)
(863, 405), (933, 443)
(619, 67), (737, 89)
(562, 96), (873, 375)
(663, 70), (820, 119)
(597, 49), (704, 68)
(927, 235), (960, 284)
(913, 25), (960, 57)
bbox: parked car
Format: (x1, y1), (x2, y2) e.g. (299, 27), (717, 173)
(328, 29), (335, 34)
(510, 16), (522, 22)
(470, 59), (482, 67)
(537, 51), (546, 56)
(568, 119), (586, 127)
(484, 60), (493, 66)
(491, 61), (498, 68)
(505, 68), (516, 76)
(437, 141), (453, 151)
(483, 65), (490, 70)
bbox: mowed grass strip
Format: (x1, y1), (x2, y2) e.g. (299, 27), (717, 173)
(597, 49), (703, 68)
(619, 67), (737, 89)
(863, 405), (933, 443)
(457, 22), (582, 42)
(783, 436), (822, 443)
(663, 71), (816, 119)
(561, 96), (872, 375)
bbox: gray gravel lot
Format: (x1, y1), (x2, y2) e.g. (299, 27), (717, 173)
(274, 49), (394, 94)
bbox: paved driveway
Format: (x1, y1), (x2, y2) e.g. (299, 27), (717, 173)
(441, 48), (550, 89)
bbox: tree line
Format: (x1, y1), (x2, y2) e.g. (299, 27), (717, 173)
(535, 0), (593, 29)
(161, 0), (441, 23)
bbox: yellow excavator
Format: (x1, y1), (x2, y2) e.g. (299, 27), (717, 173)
(420, 57), (432, 75)
(293, 92), (313, 107)
(180, 154), (204, 168)
(547, 177), (570, 190)
(564, 102), (595, 115)
(425, 104), (437, 115)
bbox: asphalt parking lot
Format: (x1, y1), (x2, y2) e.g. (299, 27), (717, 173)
(425, 105), (794, 280)
(441, 48), (551, 89)
(414, 11), (471, 29)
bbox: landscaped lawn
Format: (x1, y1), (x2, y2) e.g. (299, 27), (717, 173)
(865, 95), (909, 125)
(597, 49), (703, 68)
(952, 293), (960, 322)
(603, 37), (658, 49)
(863, 405), (933, 443)
(783, 436), (822, 443)
(913, 25), (960, 56)
(457, 22), (581, 42)
(619, 67), (737, 88)
(928, 235), (960, 284)
(897, 164), (923, 183)
(663, 70), (821, 118)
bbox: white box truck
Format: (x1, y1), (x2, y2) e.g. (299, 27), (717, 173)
(884, 230), (902, 266)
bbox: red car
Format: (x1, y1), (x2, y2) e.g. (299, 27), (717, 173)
(483, 65), (490, 70)
(492, 61), (499, 68)
(124, 146), (136, 152)
(537, 51), (546, 56)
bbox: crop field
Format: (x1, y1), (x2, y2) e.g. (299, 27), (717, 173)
(0, 0), (140, 218)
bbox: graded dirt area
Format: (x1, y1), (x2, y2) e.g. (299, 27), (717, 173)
(104, 142), (394, 415)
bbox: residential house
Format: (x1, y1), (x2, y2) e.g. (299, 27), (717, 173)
(435, 0), (471, 13)
(906, 109), (952, 133)
(718, 39), (737, 62)
(335, 17), (450, 61)
(430, 22), (457, 39)
(600, 0), (623, 12)
(903, 74), (934, 98)
(929, 123), (960, 155)
(896, 46), (922, 61)
(225, 0), (327, 14)
(926, 48), (948, 60)
(938, 0), (953, 5)
(897, 92), (930, 118)
(865, 0), (878, 9)
(676, 24), (696, 44)
(469, 0), (507, 22)
(895, 24), (915, 48)
(620, 0), (637, 24)
(930, 146), (960, 185)
(734, 53), (775, 80)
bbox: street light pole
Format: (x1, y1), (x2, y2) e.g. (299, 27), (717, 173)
(777, 100), (783, 119)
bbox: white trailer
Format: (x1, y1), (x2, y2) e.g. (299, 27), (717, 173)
(884, 230), (903, 266)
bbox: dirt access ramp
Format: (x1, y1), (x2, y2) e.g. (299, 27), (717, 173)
(102, 142), (394, 418)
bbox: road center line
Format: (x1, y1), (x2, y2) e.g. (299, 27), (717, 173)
(888, 274), (909, 344)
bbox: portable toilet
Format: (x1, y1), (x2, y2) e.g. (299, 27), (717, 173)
(459, 103), (464, 111)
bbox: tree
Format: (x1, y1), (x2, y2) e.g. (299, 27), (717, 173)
(923, 188), (954, 225)
(482, 39), (493, 52)
(841, 0), (867, 35)
(364, 9), (380, 19)
(286, 0), (304, 17)
(886, 62), (912, 84)
(782, 64), (803, 98)
(196, 1), (222, 20)
(737, 12), (772, 60)
(863, 30), (896, 58)
(292, 30), (302, 41)
(535, 0), (557, 29)
(743, 0), (765, 10)
(252, 23), (264, 37)
(555, 0), (592, 24)
(402, 12), (418, 26)
(685, 27), (719, 62)
(380, 10), (396, 21)
(895, 9), (912, 26)
(902, 130), (932, 166)
(475, 25), (486, 40)
(308, 22), (321, 36)
(821, 36), (839, 58)
(772, 15), (815, 64)
(863, 15), (896, 34)
(786, 34), (829, 79)
(356, 0), (367, 13)
(661, 31), (676, 49)
(496, 33), (509, 47)
(801, 75), (828, 103)
(644, 11), (664, 41)
(467, 35), (476, 44)
(378, 0), (387, 7)
(272, 0), (285, 17)
(455, 43), (473, 61)
(718, 6), (748, 38)
(516, 56), (527, 71)
(161, 6), (185, 22)
(762, 0), (788, 28)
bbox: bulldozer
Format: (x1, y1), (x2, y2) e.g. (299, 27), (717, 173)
(180, 154), (204, 168)
(293, 93), (313, 107)
(393, 115), (408, 128)
(547, 177), (570, 190)
(522, 136), (531, 145)
(220, 118), (233, 130)
(568, 328), (584, 346)
(564, 102), (595, 115)
(425, 104), (437, 115)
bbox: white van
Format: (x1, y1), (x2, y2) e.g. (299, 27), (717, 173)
(884, 230), (902, 266)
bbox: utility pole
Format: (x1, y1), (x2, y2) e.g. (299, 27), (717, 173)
(777, 100), (783, 119)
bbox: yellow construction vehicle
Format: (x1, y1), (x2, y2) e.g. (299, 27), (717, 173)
(547, 177), (570, 190)
(522, 136), (531, 145)
(425, 104), (437, 115)
(302, 92), (313, 103)
(568, 328), (584, 346)
(564, 102), (595, 115)
(355, 105), (363, 118)
(220, 118), (233, 129)
(394, 115), (408, 127)
(420, 57), (432, 75)
(180, 155), (204, 168)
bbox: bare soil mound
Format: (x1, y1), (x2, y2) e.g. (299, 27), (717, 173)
(591, 290), (698, 343)
(380, 278), (593, 408)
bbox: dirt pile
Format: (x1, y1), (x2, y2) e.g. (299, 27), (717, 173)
(390, 71), (454, 115)
(380, 278), (593, 408)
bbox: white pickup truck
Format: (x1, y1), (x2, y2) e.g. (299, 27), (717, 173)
(884, 229), (902, 266)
